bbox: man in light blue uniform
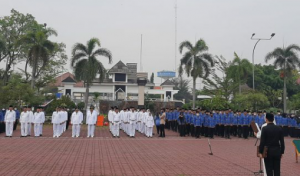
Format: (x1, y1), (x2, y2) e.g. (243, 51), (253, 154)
(208, 112), (216, 139)
(237, 110), (243, 138)
(190, 110), (196, 137)
(224, 109), (232, 139)
(185, 109), (191, 136)
(194, 111), (203, 139)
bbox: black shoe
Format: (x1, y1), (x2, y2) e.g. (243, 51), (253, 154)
(40, 135), (42, 136)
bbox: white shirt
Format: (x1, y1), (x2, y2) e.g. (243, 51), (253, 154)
(20, 111), (29, 123)
(4, 110), (16, 122)
(108, 110), (113, 122)
(113, 112), (120, 123)
(33, 112), (43, 123)
(41, 111), (45, 123)
(86, 110), (97, 125)
(52, 111), (61, 124)
(71, 111), (83, 124)
(27, 111), (34, 123)
(129, 111), (136, 123)
(146, 114), (154, 127)
(142, 112), (147, 124)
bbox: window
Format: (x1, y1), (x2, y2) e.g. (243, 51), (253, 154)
(115, 73), (126, 82)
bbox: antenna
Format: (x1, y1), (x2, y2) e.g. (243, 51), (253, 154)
(140, 34), (143, 72)
(175, 0), (177, 72)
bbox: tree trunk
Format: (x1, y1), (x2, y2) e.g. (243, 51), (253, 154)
(85, 82), (89, 114)
(31, 61), (36, 89)
(192, 77), (196, 109)
(283, 73), (287, 113)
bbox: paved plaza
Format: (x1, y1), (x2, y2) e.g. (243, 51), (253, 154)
(0, 125), (299, 176)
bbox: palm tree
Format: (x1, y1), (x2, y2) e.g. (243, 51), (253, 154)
(178, 39), (214, 108)
(265, 44), (300, 112)
(71, 38), (112, 111)
(227, 52), (252, 94)
(21, 27), (57, 88)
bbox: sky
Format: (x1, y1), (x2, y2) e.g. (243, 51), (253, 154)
(1, 0), (300, 88)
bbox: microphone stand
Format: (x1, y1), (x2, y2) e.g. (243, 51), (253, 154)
(254, 134), (263, 175)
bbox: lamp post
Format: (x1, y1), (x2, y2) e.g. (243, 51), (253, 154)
(251, 33), (275, 90)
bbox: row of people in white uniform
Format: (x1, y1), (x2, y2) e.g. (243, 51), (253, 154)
(108, 107), (155, 138)
(52, 106), (98, 138)
(18, 106), (45, 137)
(51, 107), (69, 138)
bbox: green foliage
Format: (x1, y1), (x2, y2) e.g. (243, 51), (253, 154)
(231, 92), (269, 111)
(77, 102), (85, 110)
(171, 77), (192, 102)
(71, 38), (112, 110)
(178, 39), (214, 108)
(203, 55), (238, 101)
(0, 74), (44, 108)
(227, 52), (252, 94)
(46, 96), (75, 115)
(0, 9), (38, 84)
(196, 93), (230, 110)
(145, 101), (155, 113)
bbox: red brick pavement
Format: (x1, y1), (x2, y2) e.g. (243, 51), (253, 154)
(0, 125), (299, 176)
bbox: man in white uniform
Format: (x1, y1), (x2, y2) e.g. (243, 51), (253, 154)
(141, 108), (147, 135)
(4, 105), (16, 137)
(112, 107), (121, 137)
(33, 107), (43, 137)
(119, 108), (124, 130)
(129, 107), (137, 138)
(145, 110), (154, 138)
(71, 107), (83, 138)
(108, 107), (114, 132)
(20, 107), (29, 137)
(52, 107), (61, 138)
(136, 109), (143, 133)
(86, 105), (97, 138)
(123, 108), (129, 135)
(39, 107), (45, 136)
(27, 106), (34, 136)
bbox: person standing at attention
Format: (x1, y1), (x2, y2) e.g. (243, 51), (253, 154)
(259, 113), (285, 176)
(159, 108), (166, 137)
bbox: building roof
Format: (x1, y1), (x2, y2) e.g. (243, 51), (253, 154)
(108, 61), (130, 73)
(160, 79), (175, 86)
(51, 72), (84, 87)
(62, 76), (76, 83)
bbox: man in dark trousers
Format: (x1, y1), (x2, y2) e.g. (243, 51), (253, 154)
(259, 113), (285, 176)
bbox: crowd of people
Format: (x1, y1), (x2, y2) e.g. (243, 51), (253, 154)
(155, 107), (300, 139)
(1, 105), (300, 140)
(0, 105), (46, 137)
(108, 107), (155, 138)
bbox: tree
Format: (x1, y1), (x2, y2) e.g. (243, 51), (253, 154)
(202, 55), (238, 101)
(171, 77), (192, 102)
(231, 92), (269, 111)
(0, 74), (44, 108)
(227, 52), (252, 94)
(265, 44), (300, 112)
(20, 26), (57, 88)
(71, 38), (112, 111)
(150, 72), (154, 83)
(178, 39), (214, 108)
(0, 9), (37, 85)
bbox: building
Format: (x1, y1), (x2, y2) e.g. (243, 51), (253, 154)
(55, 61), (179, 104)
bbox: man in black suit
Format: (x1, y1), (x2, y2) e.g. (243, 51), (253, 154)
(259, 113), (285, 176)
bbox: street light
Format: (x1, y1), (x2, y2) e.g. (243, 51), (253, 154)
(251, 33), (275, 90)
